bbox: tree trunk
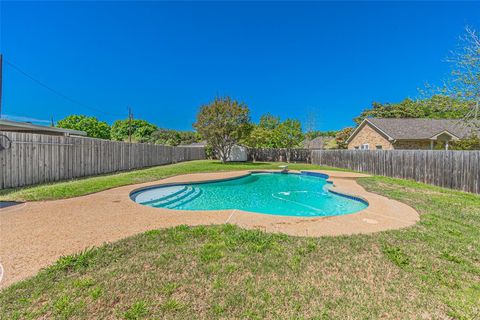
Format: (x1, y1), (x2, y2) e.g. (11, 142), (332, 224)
(218, 147), (228, 163)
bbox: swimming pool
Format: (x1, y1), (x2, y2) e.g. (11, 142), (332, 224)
(131, 172), (368, 217)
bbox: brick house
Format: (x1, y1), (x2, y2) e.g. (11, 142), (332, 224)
(346, 118), (479, 150)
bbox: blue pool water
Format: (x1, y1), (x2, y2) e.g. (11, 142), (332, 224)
(131, 172), (368, 217)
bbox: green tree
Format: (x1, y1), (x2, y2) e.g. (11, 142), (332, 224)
(259, 113), (280, 130)
(244, 114), (304, 149)
(354, 96), (470, 125)
(193, 96), (251, 163)
(243, 114), (279, 148)
(243, 126), (275, 148)
(335, 127), (354, 149)
(150, 129), (181, 145)
(450, 135), (480, 150)
(150, 129), (200, 146)
(57, 115), (111, 139)
(111, 119), (157, 142)
(177, 131), (201, 145)
(274, 119), (304, 148)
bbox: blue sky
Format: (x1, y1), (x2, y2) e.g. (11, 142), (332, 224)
(1, 1), (479, 131)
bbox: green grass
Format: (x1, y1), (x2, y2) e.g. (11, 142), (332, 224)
(0, 160), (346, 202)
(1, 175), (479, 319)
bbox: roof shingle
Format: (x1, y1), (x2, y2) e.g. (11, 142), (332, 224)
(366, 118), (479, 140)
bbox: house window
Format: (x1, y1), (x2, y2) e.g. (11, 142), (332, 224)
(376, 145), (383, 150)
(361, 144), (369, 150)
(354, 146), (359, 150)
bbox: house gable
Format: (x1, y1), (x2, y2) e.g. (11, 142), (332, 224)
(430, 130), (460, 141)
(347, 122), (393, 150)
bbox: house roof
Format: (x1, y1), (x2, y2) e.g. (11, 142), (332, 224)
(0, 119), (87, 136)
(303, 136), (333, 149)
(347, 118), (479, 143)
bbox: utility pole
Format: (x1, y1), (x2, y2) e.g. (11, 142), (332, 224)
(0, 53), (3, 119)
(128, 106), (133, 143)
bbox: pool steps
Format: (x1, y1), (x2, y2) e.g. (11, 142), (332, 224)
(165, 188), (202, 209)
(138, 186), (190, 206)
(141, 186), (202, 208)
(142, 186), (194, 207)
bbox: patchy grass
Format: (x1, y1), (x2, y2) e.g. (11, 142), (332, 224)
(358, 176), (480, 319)
(0, 160), (345, 202)
(1, 176), (479, 319)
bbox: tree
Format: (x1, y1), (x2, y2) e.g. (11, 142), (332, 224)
(304, 109), (317, 135)
(178, 131), (201, 145)
(57, 115), (111, 139)
(193, 97), (251, 163)
(335, 127), (354, 149)
(354, 96), (470, 125)
(274, 119), (304, 148)
(450, 135), (480, 150)
(259, 113), (280, 130)
(243, 114), (280, 149)
(244, 125), (275, 148)
(244, 114), (304, 149)
(444, 26), (480, 126)
(243, 113), (280, 148)
(150, 129), (200, 146)
(111, 119), (157, 142)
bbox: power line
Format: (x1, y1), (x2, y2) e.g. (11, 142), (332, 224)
(4, 58), (126, 118)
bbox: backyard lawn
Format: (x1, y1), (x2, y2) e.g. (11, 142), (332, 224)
(0, 161), (479, 319)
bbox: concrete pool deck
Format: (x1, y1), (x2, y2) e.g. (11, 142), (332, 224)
(0, 170), (419, 289)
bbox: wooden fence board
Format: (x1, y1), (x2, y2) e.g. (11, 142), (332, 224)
(0, 131), (206, 189)
(309, 149), (480, 194)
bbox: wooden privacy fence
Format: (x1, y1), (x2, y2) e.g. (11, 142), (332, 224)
(0, 131), (206, 189)
(247, 148), (311, 163)
(311, 150), (480, 194)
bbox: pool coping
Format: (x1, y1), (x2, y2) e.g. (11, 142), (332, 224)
(0, 169), (419, 289)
